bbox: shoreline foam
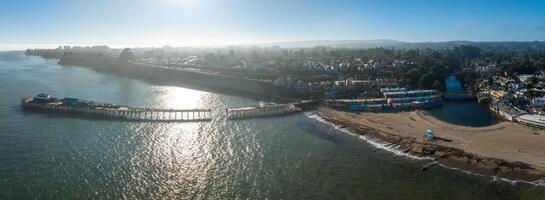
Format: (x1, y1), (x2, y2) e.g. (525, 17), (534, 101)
(305, 112), (428, 160)
(305, 110), (545, 186)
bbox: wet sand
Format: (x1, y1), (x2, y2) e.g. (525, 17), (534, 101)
(314, 108), (545, 181)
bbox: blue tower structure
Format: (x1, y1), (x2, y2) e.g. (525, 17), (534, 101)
(444, 75), (475, 100)
(445, 75), (463, 93)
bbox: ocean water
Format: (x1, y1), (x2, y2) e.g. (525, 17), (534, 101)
(1, 51), (544, 199)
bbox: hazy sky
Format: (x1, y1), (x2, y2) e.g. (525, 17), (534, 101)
(1, 0), (545, 49)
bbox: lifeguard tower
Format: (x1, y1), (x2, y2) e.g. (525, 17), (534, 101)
(424, 129), (434, 141)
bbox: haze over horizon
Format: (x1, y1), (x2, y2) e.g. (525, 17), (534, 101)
(1, 0), (545, 50)
(5, 1), (545, 199)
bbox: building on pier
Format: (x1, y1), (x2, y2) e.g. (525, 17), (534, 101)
(21, 93), (212, 122)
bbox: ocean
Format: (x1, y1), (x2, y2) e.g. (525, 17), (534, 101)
(1, 51), (544, 199)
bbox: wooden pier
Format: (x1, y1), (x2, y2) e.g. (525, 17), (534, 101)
(22, 103), (212, 122)
(226, 103), (302, 119)
(21, 95), (318, 122)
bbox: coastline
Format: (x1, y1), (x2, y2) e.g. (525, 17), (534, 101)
(312, 108), (545, 182)
(23, 51), (545, 183)
(27, 53), (296, 102)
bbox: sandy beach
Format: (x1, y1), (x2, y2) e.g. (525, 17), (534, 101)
(314, 108), (545, 181)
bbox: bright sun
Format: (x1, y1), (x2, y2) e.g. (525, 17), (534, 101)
(169, 0), (197, 6)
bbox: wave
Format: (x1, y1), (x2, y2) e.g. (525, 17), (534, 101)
(436, 162), (545, 187)
(304, 112), (545, 187)
(304, 112), (428, 160)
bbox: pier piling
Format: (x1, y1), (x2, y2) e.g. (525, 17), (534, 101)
(21, 102), (212, 122)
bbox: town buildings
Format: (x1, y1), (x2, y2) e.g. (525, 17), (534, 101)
(325, 88), (442, 112)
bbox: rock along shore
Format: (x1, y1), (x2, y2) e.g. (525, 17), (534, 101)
(314, 108), (545, 182)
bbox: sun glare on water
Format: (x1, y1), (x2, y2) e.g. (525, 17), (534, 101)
(153, 86), (205, 109)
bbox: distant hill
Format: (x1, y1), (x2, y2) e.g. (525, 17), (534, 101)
(253, 40), (545, 51)
(256, 39), (406, 48)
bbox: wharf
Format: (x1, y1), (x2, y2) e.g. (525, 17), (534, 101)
(22, 94), (317, 122)
(22, 99), (211, 122)
(226, 103), (303, 119)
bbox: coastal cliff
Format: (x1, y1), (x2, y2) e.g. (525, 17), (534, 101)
(27, 51), (292, 101)
(314, 108), (545, 182)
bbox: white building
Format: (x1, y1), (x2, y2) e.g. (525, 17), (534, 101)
(516, 114), (545, 128)
(392, 60), (406, 68)
(380, 87), (406, 94)
(334, 81), (347, 87)
(518, 75), (533, 83)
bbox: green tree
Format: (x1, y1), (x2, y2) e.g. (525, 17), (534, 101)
(418, 71), (440, 89)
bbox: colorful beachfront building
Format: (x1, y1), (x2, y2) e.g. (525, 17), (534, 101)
(325, 88), (442, 112)
(334, 78), (398, 89)
(379, 87), (406, 94)
(382, 89), (440, 103)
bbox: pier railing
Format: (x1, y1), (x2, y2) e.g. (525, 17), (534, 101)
(22, 97), (317, 122)
(226, 103), (302, 119)
(22, 103), (212, 122)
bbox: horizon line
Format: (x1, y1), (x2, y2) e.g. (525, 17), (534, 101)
(2, 39), (545, 51)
